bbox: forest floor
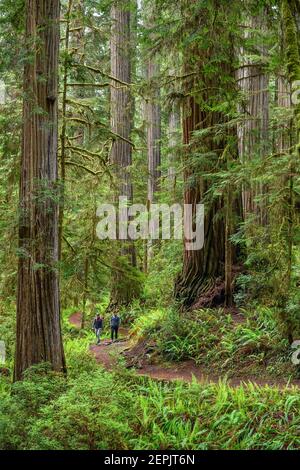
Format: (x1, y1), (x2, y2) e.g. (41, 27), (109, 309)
(69, 312), (300, 389)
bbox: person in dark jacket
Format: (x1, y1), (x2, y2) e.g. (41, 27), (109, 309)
(110, 313), (120, 342)
(93, 314), (103, 345)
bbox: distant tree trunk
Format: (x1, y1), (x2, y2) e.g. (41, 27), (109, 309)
(144, 58), (161, 271)
(15, 0), (66, 381)
(72, 0), (86, 147)
(277, 74), (293, 283)
(59, 0), (73, 260)
(168, 104), (180, 196)
(236, 14), (270, 225)
(81, 256), (89, 330)
(110, 2), (132, 201)
(109, 1), (138, 309)
(146, 60), (161, 205)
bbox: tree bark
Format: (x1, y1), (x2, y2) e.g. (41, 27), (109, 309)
(168, 104), (180, 196)
(59, 0), (74, 260)
(174, 2), (240, 309)
(15, 0), (66, 381)
(109, 1), (139, 309)
(146, 60), (161, 205)
(174, 91), (227, 309)
(236, 14), (270, 225)
(145, 57), (161, 270)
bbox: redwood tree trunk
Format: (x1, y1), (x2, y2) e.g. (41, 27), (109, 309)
(174, 7), (240, 309)
(110, 2), (132, 200)
(174, 93), (227, 309)
(236, 14), (270, 225)
(168, 104), (180, 195)
(146, 61), (161, 205)
(109, 1), (138, 309)
(145, 58), (161, 269)
(15, 0), (66, 381)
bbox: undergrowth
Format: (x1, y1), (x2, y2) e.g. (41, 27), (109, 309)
(1, 360), (300, 450)
(131, 306), (297, 379)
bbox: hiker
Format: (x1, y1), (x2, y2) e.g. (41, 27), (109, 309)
(110, 313), (120, 342)
(93, 314), (103, 345)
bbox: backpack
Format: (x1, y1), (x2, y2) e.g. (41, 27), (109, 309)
(111, 316), (120, 327)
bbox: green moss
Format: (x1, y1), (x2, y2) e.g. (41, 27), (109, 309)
(282, 0), (300, 83)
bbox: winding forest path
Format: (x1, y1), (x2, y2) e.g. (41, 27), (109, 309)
(69, 312), (300, 389)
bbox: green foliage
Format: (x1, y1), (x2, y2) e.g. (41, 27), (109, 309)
(131, 308), (168, 340)
(27, 370), (135, 450)
(133, 379), (300, 450)
(0, 364), (66, 450)
(144, 240), (182, 307)
(0, 301), (15, 367)
(2, 360), (300, 450)
(131, 306), (295, 379)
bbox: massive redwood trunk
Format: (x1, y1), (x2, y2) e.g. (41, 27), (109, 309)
(174, 4), (240, 309)
(109, 1), (139, 309)
(174, 92), (227, 309)
(15, 0), (66, 381)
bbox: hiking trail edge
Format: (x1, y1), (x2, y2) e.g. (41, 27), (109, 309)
(69, 312), (300, 389)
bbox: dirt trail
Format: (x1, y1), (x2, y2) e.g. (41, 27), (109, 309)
(69, 312), (300, 389)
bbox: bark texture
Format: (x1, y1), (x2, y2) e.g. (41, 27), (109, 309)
(146, 60), (161, 204)
(174, 92), (227, 309)
(168, 104), (180, 193)
(15, 0), (66, 381)
(145, 57), (161, 269)
(174, 2), (240, 309)
(109, 1), (138, 308)
(110, 2), (132, 199)
(236, 14), (270, 224)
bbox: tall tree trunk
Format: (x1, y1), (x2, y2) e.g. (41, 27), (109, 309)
(59, 0), (73, 260)
(146, 60), (161, 205)
(168, 104), (180, 196)
(109, 1), (138, 309)
(145, 58), (161, 270)
(174, 91), (227, 309)
(236, 14), (270, 225)
(15, 0), (66, 381)
(174, 2), (240, 309)
(81, 256), (89, 330)
(276, 75), (293, 292)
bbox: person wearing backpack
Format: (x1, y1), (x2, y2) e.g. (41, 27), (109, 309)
(110, 313), (120, 342)
(93, 314), (103, 345)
